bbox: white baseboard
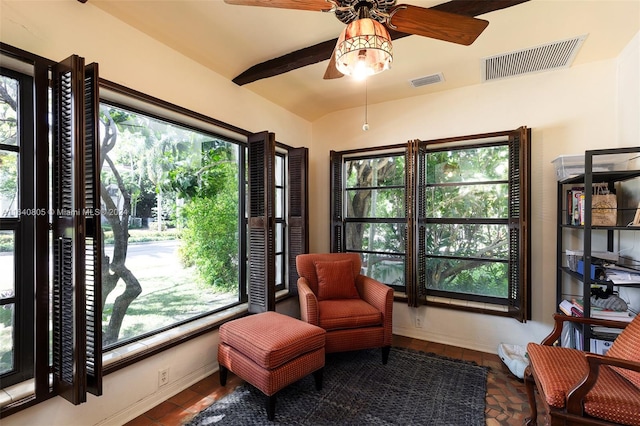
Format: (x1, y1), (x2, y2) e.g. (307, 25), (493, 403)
(394, 325), (498, 355)
(95, 363), (219, 426)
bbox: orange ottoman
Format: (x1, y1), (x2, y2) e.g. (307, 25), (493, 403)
(217, 311), (326, 421)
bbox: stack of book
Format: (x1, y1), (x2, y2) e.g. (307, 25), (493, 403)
(566, 183), (610, 226)
(559, 299), (635, 322)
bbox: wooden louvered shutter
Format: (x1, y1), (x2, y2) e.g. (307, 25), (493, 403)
(83, 63), (102, 395)
(287, 147), (308, 294)
(247, 131), (276, 313)
(329, 150), (344, 252)
(507, 126), (531, 322)
(406, 140), (424, 307)
(51, 55), (102, 404)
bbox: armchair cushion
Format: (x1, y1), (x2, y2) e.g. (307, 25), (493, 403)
(318, 299), (382, 331)
(605, 315), (640, 389)
(527, 343), (640, 425)
(314, 259), (360, 301)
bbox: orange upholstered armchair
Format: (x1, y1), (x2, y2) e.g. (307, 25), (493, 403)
(295, 253), (393, 364)
(525, 313), (640, 426)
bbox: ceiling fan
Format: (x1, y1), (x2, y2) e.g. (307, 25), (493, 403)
(224, 0), (529, 83)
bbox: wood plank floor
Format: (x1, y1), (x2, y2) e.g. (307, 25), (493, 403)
(124, 335), (545, 425)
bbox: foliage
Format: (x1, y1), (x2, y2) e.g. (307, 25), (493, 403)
(344, 146), (511, 298)
(167, 147), (240, 291)
(0, 233), (13, 252)
(424, 146), (510, 297)
(0, 76), (18, 212)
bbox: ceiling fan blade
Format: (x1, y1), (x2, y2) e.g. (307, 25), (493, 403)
(429, 0), (529, 17)
(224, 0), (332, 12)
(323, 48), (344, 80)
(389, 5), (488, 46)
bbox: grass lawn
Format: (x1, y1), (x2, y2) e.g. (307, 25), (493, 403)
(103, 238), (237, 343)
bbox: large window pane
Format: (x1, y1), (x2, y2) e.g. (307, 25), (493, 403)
(425, 183), (508, 218)
(361, 252), (405, 287)
(423, 142), (511, 301)
(345, 222), (405, 253)
(424, 223), (509, 259)
(0, 230), (14, 374)
(425, 257), (508, 297)
(0, 151), (18, 217)
(343, 153), (406, 287)
(346, 156), (404, 187)
(426, 146), (509, 184)
(99, 104), (240, 346)
(346, 188), (405, 218)
(0, 75), (18, 147)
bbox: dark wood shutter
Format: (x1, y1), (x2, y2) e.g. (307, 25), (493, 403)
(329, 150), (344, 252)
(507, 126), (531, 322)
(83, 63), (102, 395)
(406, 140), (425, 307)
(287, 147), (308, 294)
(51, 55), (102, 404)
(247, 131), (276, 313)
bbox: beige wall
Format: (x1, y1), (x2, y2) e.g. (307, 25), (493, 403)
(1, 1), (311, 425)
(1, 0), (638, 424)
(310, 33), (640, 352)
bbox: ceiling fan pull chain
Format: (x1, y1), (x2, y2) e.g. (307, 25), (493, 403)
(363, 79), (369, 131)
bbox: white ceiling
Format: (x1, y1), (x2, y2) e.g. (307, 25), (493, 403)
(90, 0), (640, 121)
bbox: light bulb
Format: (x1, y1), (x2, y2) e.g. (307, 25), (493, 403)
(362, 122), (369, 131)
(352, 58), (373, 81)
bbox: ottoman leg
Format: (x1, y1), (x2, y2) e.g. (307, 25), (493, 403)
(219, 364), (228, 386)
(267, 394), (276, 421)
(313, 367), (324, 390)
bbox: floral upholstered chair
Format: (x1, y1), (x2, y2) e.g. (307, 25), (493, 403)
(525, 313), (640, 426)
(295, 253), (393, 364)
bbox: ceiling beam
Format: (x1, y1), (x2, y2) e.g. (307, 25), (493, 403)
(232, 0), (529, 86)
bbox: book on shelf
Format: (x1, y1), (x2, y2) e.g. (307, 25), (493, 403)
(591, 309), (635, 322)
(565, 183), (611, 226)
(562, 298), (635, 322)
(559, 299), (584, 317)
(592, 326), (624, 336)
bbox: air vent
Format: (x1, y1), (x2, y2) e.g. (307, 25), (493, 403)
(409, 73), (444, 88)
(482, 35), (587, 82)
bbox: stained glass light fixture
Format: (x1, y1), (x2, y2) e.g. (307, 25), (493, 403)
(335, 8), (393, 80)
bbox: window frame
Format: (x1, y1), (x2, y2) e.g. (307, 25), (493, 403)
(0, 42), (309, 417)
(0, 66), (36, 388)
(341, 151), (408, 287)
(330, 128), (531, 321)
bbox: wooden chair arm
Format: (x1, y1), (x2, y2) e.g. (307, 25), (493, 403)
(541, 313), (631, 346)
(566, 353), (640, 415)
(297, 278), (319, 326)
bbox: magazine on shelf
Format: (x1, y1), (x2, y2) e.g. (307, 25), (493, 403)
(605, 264), (640, 284)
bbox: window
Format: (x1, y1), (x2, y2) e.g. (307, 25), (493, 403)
(0, 68), (35, 388)
(340, 152), (406, 287)
(331, 129), (531, 321)
(0, 44), (308, 416)
(98, 100), (244, 347)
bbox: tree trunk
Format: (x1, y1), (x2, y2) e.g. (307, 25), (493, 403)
(99, 114), (143, 345)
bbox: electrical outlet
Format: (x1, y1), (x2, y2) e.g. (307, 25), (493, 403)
(158, 368), (169, 387)
(415, 316), (422, 328)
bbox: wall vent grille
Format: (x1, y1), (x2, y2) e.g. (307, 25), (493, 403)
(483, 35), (587, 82)
(409, 73), (444, 88)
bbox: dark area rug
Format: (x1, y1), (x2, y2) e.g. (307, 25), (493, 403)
(188, 346), (488, 425)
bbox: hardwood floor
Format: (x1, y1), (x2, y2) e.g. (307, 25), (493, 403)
(124, 335), (544, 426)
